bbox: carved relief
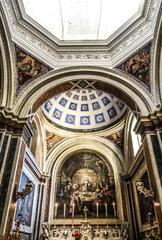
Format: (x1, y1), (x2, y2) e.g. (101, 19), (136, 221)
(16, 46), (51, 92)
(117, 44), (151, 89)
(135, 171), (155, 226)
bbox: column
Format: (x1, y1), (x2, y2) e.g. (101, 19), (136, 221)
(135, 111), (162, 236)
(0, 111), (33, 239)
(121, 175), (139, 240)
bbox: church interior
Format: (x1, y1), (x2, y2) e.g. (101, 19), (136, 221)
(0, 0), (162, 239)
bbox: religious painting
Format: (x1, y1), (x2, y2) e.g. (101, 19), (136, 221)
(106, 128), (124, 152)
(16, 46), (51, 92)
(46, 131), (64, 152)
(135, 171), (155, 226)
(55, 152), (117, 219)
(117, 44), (151, 89)
(15, 172), (35, 227)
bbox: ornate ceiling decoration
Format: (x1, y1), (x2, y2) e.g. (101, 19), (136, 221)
(1, 0), (160, 68)
(46, 131), (64, 152)
(22, 0), (141, 41)
(16, 46), (52, 93)
(117, 43), (151, 91)
(42, 89), (127, 132)
(106, 129), (124, 153)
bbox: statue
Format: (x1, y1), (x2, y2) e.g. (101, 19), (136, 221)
(16, 180), (33, 200)
(136, 181), (154, 198)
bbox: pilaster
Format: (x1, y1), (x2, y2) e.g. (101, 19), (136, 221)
(0, 109), (34, 238)
(135, 111), (162, 237)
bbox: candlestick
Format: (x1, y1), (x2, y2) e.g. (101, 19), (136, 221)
(112, 201), (117, 218)
(105, 203), (108, 228)
(105, 203), (108, 219)
(64, 203), (66, 219)
(72, 203), (75, 228)
(72, 203), (75, 219)
(55, 202), (58, 218)
(96, 202), (99, 218)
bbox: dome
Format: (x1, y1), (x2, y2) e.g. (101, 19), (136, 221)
(22, 0), (142, 41)
(42, 89), (127, 132)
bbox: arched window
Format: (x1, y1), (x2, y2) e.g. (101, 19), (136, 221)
(131, 117), (141, 156)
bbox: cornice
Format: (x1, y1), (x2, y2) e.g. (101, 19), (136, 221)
(134, 110), (162, 136)
(1, 0), (161, 68)
(0, 107), (34, 143)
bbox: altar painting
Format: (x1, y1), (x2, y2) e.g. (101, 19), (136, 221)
(55, 152), (116, 218)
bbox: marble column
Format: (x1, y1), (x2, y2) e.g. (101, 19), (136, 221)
(0, 110), (33, 239)
(121, 175), (139, 240)
(135, 111), (162, 236)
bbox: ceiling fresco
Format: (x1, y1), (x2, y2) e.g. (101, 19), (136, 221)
(117, 43), (151, 90)
(16, 46), (52, 93)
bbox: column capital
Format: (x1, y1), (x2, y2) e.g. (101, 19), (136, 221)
(134, 111), (162, 137)
(0, 108), (34, 143)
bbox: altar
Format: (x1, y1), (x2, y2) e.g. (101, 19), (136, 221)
(40, 221), (129, 240)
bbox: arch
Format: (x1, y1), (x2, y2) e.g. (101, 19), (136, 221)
(30, 113), (46, 170)
(46, 136), (124, 173)
(151, 1), (162, 107)
(0, 4), (15, 109)
(45, 136), (125, 222)
(13, 66), (155, 117)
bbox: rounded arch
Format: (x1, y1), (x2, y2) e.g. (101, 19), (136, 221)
(30, 113), (46, 170)
(0, 5), (15, 109)
(151, 1), (162, 106)
(46, 136), (124, 174)
(14, 66), (155, 117)
(45, 136), (125, 222)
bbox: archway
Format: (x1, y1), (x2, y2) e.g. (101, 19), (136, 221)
(46, 136), (124, 223)
(13, 66), (155, 118)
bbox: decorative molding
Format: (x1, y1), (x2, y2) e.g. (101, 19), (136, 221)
(12, 66), (156, 119)
(134, 110), (162, 136)
(0, 108), (34, 144)
(1, 0), (160, 68)
(15, 66), (154, 103)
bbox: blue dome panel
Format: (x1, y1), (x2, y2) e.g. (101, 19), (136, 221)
(42, 89), (127, 132)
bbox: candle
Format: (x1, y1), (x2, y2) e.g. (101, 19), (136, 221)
(72, 203), (75, 219)
(96, 202), (99, 218)
(64, 203), (66, 219)
(112, 201), (117, 218)
(55, 202), (58, 218)
(105, 203), (108, 219)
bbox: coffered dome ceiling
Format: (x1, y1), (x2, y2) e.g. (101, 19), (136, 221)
(42, 89), (127, 132)
(23, 0), (142, 40)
